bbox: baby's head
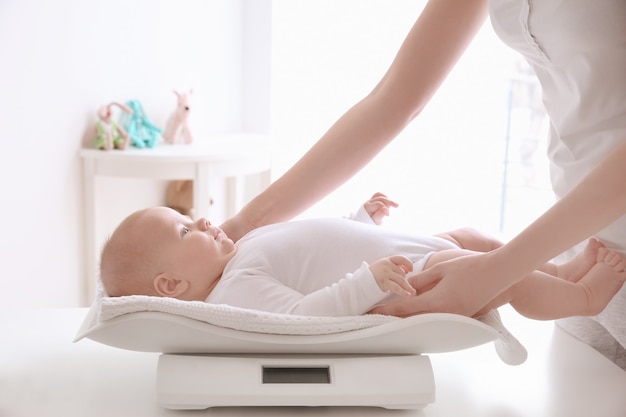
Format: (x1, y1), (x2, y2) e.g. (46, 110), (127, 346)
(100, 207), (237, 301)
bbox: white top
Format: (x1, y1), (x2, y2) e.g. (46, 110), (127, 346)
(206, 210), (458, 316)
(489, 0), (626, 349)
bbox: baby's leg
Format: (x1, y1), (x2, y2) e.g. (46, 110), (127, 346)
(425, 238), (602, 284)
(501, 249), (626, 320)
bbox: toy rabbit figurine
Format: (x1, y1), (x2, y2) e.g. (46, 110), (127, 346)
(94, 102), (134, 150)
(163, 89), (194, 144)
(120, 100), (163, 149)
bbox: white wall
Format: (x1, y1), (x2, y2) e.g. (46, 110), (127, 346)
(0, 0), (270, 307)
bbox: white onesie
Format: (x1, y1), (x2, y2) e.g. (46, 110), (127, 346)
(206, 212), (458, 316)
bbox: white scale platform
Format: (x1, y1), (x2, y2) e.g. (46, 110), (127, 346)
(76, 305), (526, 410)
(158, 354), (434, 409)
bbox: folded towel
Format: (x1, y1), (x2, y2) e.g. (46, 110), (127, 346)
(97, 282), (398, 335)
(100, 294), (398, 335)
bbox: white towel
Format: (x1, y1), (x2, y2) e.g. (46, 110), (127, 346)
(97, 282), (398, 335)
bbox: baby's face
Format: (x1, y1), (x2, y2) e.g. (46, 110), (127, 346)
(139, 207), (237, 299)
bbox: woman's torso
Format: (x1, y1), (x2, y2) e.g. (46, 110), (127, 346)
(489, 0), (626, 250)
(489, 0), (626, 349)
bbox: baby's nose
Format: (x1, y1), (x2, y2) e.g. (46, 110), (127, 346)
(197, 218), (211, 230)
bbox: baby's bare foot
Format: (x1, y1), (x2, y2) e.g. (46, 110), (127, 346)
(598, 247), (626, 274)
(557, 238), (604, 282)
(578, 248), (626, 316)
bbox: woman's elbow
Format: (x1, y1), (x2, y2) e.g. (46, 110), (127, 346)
(368, 81), (428, 127)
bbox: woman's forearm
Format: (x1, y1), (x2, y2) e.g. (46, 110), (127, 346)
(370, 139), (626, 318)
(239, 95), (407, 227)
(236, 0), (488, 230)
(494, 139), (626, 281)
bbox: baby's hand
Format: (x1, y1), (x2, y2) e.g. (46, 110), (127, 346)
(369, 255), (416, 297)
(364, 192), (399, 225)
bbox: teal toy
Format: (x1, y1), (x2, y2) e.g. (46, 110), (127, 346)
(120, 100), (163, 148)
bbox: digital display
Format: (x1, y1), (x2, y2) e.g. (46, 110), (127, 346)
(262, 366), (331, 384)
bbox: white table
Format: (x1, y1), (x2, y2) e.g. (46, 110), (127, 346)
(2, 307), (625, 417)
(79, 134), (271, 303)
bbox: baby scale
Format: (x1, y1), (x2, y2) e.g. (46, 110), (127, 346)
(75, 299), (526, 410)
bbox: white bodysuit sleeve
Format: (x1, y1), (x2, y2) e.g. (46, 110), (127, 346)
(220, 261), (389, 316)
(346, 205), (376, 225)
(285, 261), (387, 316)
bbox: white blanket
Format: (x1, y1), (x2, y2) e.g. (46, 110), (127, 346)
(97, 279), (398, 335)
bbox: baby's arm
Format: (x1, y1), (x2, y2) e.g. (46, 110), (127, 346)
(217, 262), (411, 316)
(271, 264), (393, 316)
(349, 192), (398, 224)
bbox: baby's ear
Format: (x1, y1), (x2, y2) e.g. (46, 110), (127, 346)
(153, 273), (189, 298)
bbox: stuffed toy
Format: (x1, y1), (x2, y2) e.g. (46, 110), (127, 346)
(120, 100), (163, 148)
(93, 102), (133, 150)
(163, 89), (194, 144)
(165, 180), (213, 217)
(165, 180), (194, 216)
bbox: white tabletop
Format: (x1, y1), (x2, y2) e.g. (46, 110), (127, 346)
(2, 307), (625, 417)
(78, 134), (271, 162)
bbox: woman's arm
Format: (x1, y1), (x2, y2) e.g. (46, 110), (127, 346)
(374, 139), (626, 317)
(221, 0), (488, 241)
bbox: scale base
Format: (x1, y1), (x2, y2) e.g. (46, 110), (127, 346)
(157, 353), (435, 410)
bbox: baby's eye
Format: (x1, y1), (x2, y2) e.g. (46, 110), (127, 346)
(181, 227), (190, 237)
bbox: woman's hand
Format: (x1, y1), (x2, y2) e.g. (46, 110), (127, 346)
(364, 192), (399, 225)
(370, 251), (515, 317)
(219, 213), (257, 243)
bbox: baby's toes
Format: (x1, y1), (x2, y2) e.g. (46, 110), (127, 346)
(588, 237), (605, 253)
(597, 247), (609, 262)
(605, 251), (621, 267)
(611, 254), (626, 274)
(603, 250), (626, 272)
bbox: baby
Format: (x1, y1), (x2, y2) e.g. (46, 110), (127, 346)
(100, 193), (626, 319)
